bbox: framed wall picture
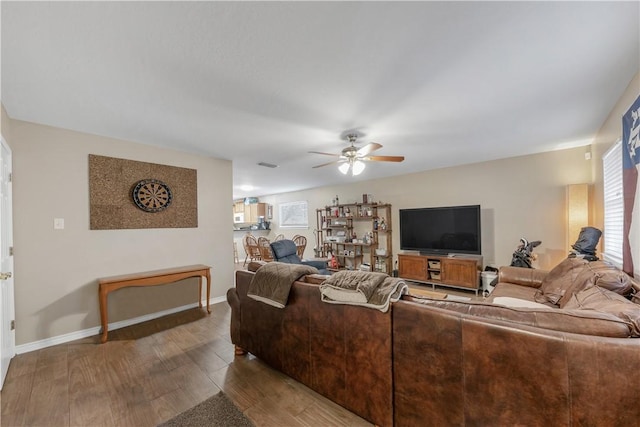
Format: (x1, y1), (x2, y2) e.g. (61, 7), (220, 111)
(278, 201), (308, 228)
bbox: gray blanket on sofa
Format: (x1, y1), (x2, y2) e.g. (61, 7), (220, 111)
(319, 270), (408, 312)
(247, 262), (319, 308)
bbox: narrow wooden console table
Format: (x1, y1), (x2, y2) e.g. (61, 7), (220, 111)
(98, 264), (211, 343)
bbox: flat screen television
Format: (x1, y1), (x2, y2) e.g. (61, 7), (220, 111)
(399, 205), (481, 255)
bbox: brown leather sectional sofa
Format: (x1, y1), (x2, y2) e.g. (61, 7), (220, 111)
(227, 260), (640, 426)
(228, 263), (394, 426)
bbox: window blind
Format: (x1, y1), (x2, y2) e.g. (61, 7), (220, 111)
(602, 140), (623, 267)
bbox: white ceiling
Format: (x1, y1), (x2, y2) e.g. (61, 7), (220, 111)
(2, 1), (639, 200)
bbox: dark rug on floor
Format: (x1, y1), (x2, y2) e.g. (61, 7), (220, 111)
(157, 391), (254, 427)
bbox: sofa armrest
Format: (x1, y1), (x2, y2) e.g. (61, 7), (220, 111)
(498, 266), (548, 288)
(226, 287), (242, 344)
(247, 260), (268, 272)
(303, 273), (330, 284)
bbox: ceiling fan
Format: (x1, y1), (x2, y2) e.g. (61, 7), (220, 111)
(309, 134), (405, 176)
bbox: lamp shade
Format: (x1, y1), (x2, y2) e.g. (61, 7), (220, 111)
(352, 160), (366, 176)
(566, 183), (592, 248)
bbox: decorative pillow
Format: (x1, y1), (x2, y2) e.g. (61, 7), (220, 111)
(535, 258), (589, 306)
(564, 285), (640, 337)
(557, 260), (633, 308)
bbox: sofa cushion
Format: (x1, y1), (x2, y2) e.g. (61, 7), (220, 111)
(557, 261), (634, 308)
(488, 282), (541, 303)
(492, 297), (551, 309)
(588, 261), (634, 294)
(401, 296), (632, 337)
(564, 285), (640, 337)
(535, 258), (634, 307)
(536, 258), (589, 305)
(497, 266), (548, 288)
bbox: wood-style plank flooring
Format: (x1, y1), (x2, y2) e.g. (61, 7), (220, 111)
(0, 302), (373, 427)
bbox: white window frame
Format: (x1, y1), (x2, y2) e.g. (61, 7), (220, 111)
(602, 139), (623, 268)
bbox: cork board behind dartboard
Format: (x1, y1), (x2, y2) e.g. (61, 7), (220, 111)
(89, 154), (198, 229)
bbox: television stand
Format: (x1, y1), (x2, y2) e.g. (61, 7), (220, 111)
(398, 253), (482, 295)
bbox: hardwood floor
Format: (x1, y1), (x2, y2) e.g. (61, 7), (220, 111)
(0, 303), (372, 427)
(1, 262), (480, 427)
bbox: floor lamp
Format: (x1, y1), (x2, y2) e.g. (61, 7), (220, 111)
(566, 183), (592, 248)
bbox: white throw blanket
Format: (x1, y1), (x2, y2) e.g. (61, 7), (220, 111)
(319, 270), (408, 312)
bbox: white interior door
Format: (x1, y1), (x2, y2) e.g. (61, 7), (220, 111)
(0, 137), (14, 389)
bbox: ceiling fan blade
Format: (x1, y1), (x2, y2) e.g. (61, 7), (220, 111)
(308, 151), (341, 157)
(312, 159), (344, 168)
(356, 142), (382, 157)
(364, 155), (405, 162)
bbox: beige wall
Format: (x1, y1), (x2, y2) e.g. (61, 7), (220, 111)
(8, 72), (637, 345)
(9, 118), (233, 345)
(591, 72), (640, 236)
(244, 74), (640, 272)
(253, 146), (591, 272)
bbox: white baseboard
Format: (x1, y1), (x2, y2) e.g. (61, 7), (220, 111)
(15, 296), (226, 354)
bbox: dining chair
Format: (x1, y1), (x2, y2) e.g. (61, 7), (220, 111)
(257, 236), (274, 262)
(243, 234), (262, 265)
(292, 234), (307, 259)
(233, 241), (239, 264)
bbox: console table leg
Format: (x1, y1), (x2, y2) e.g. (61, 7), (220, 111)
(206, 271), (211, 313)
(198, 276), (203, 309)
(99, 287), (109, 343)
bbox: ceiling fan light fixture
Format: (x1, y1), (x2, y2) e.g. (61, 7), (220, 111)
(352, 160), (366, 176)
(310, 132), (404, 174)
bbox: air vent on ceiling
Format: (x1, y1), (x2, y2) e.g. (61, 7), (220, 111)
(257, 162), (279, 168)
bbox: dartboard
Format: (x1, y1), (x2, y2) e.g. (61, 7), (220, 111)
(132, 179), (173, 212)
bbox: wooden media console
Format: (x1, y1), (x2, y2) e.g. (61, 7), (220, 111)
(398, 253), (482, 294)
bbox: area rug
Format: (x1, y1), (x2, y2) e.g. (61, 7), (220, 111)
(157, 392), (254, 427)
